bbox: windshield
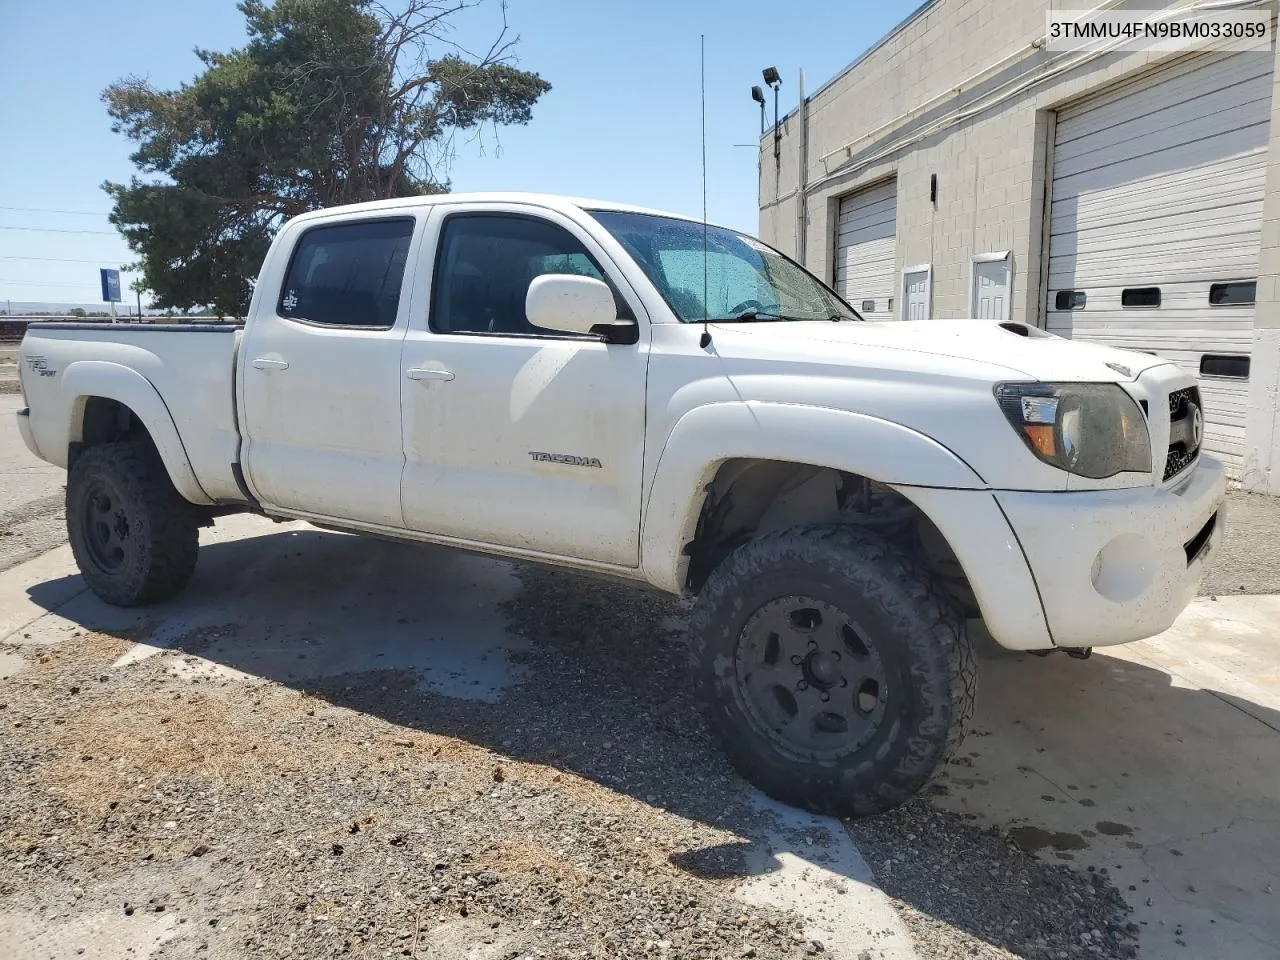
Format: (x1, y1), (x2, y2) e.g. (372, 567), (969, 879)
(589, 211), (860, 323)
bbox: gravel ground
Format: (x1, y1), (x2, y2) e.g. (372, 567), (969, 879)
(845, 803), (1137, 959)
(2, 558), (1146, 960)
(1200, 489), (1280, 596)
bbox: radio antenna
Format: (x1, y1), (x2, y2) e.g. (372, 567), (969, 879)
(700, 33), (712, 349)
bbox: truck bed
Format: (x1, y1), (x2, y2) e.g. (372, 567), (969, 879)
(18, 322), (245, 504)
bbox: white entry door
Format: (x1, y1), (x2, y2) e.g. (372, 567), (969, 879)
(902, 266), (931, 321)
(971, 253), (1012, 320)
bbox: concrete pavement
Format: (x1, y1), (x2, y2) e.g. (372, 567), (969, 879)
(938, 606), (1280, 959)
(0, 393), (62, 514)
(0, 393), (66, 574)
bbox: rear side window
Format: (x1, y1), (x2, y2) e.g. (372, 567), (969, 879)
(279, 219), (414, 328)
(430, 215), (607, 336)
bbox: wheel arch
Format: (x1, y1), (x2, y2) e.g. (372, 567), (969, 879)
(63, 361), (213, 506)
(640, 401), (987, 594)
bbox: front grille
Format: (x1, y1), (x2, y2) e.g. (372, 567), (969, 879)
(1164, 386), (1202, 482)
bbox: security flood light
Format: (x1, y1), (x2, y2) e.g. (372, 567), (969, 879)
(761, 67), (782, 165)
(752, 85), (766, 134)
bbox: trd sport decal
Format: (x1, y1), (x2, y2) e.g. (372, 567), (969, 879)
(529, 451), (603, 468)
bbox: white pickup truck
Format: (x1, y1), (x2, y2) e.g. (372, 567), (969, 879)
(17, 192), (1224, 814)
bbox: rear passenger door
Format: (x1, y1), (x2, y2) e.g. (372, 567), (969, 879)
(399, 204), (649, 566)
(240, 215), (419, 526)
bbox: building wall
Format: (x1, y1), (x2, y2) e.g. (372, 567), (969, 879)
(761, 0), (1280, 490)
(760, 0), (1257, 322)
(1244, 40), (1280, 493)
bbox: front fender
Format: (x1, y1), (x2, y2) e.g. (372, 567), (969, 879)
(61, 361), (213, 505)
(640, 401), (986, 592)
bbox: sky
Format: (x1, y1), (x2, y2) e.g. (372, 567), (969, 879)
(0, 0), (923, 310)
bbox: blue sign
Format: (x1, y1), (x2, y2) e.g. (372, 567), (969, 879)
(100, 268), (122, 303)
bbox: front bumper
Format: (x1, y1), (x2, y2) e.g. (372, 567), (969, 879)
(997, 455), (1226, 648)
(15, 407), (41, 460)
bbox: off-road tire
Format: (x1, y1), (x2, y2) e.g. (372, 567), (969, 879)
(689, 523), (976, 816)
(66, 442), (200, 607)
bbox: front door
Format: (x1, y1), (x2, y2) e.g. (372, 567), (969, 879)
(240, 215), (418, 526)
(400, 206), (649, 566)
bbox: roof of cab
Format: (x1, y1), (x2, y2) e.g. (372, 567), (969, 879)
(287, 192), (704, 226)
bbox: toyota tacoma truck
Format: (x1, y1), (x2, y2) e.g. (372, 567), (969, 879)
(16, 192), (1225, 815)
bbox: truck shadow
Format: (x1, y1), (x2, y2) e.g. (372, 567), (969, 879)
(23, 521), (1280, 957)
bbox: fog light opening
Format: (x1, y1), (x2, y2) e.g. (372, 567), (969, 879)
(1091, 533), (1157, 604)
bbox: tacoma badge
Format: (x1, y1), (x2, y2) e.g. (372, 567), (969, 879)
(529, 451), (603, 468)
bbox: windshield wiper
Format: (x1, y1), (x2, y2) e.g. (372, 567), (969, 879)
(708, 309), (858, 323)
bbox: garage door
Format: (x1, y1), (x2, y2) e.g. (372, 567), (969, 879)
(1046, 52), (1274, 473)
(835, 180), (897, 318)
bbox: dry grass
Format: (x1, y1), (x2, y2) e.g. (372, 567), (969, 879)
(38, 690), (306, 806)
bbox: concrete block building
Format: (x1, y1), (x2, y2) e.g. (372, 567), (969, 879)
(758, 0), (1280, 490)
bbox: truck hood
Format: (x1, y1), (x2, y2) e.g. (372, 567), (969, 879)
(723, 317), (1169, 382)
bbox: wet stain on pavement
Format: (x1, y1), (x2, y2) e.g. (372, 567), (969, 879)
(1008, 825), (1089, 853)
(1096, 821), (1134, 837)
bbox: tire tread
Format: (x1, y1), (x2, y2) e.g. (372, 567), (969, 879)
(66, 442), (199, 607)
(688, 523), (977, 816)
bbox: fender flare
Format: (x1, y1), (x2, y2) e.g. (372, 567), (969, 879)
(62, 360), (213, 505)
(639, 401), (986, 592)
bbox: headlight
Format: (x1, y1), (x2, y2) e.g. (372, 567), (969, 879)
(995, 383), (1151, 479)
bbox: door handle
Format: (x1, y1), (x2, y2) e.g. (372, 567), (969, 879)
(406, 367), (455, 382)
(252, 358), (290, 371)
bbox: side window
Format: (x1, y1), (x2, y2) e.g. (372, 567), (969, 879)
(279, 219), (414, 328)
(431, 215), (607, 335)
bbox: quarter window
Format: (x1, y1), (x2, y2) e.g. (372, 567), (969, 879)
(431, 215), (608, 336)
(278, 219), (414, 328)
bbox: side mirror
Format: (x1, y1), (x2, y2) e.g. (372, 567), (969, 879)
(526, 274), (634, 340)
